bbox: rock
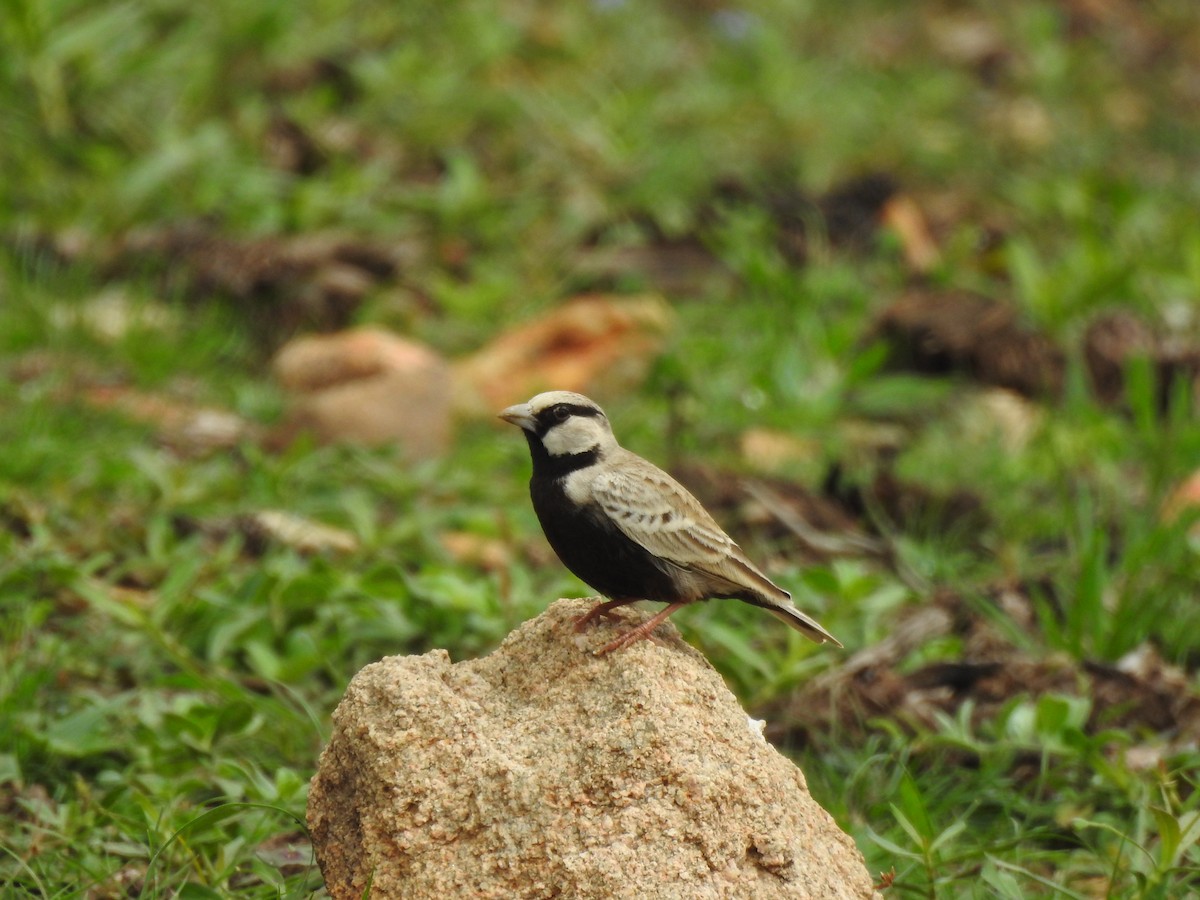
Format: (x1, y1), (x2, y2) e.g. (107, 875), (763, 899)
(271, 327), (452, 455)
(925, 11), (1010, 74)
(951, 387), (1043, 453)
(452, 294), (671, 417)
(236, 510), (359, 556)
(48, 288), (179, 342)
(438, 530), (513, 573)
(308, 599), (879, 900)
(273, 326), (439, 392)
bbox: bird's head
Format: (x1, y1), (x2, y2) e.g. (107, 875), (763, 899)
(499, 391), (618, 460)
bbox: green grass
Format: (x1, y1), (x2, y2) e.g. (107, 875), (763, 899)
(3, 0), (1200, 895)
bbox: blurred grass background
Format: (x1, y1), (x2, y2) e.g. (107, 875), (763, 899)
(3, 0), (1200, 895)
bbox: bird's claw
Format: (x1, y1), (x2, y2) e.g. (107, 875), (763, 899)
(573, 599), (633, 633)
(590, 600), (688, 655)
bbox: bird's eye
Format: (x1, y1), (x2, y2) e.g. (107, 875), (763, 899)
(551, 405), (571, 422)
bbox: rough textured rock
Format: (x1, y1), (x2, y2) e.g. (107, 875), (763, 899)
(308, 598), (880, 899)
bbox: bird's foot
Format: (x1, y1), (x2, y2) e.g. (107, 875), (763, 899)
(594, 626), (664, 655)
(573, 598), (635, 632)
(592, 601), (687, 655)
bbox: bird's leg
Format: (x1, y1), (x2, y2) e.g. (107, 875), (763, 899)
(594, 602), (688, 655)
(574, 598), (637, 632)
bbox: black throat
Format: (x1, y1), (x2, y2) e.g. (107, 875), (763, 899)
(524, 431), (600, 480)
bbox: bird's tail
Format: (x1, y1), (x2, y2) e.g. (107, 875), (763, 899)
(766, 603), (843, 647)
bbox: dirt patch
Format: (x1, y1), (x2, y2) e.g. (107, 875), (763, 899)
(263, 56), (359, 102)
(20, 225), (427, 346)
(1083, 310), (1200, 413)
(709, 171), (902, 264)
(866, 296), (1200, 413)
(673, 463), (870, 565)
(766, 586), (1200, 761)
(674, 463), (988, 568)
(575, 170), (933, 293)
(124, 226), (407, 332)
(824, 466), (989, 540)
(868, 290), (1066, 399)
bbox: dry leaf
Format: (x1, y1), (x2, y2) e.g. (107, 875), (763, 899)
(82, 386), (251, 454)
(880, 193), (941, 273)
(452, 294), (672, 416)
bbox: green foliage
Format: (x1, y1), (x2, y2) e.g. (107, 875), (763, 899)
(2, 0), (1200, 896)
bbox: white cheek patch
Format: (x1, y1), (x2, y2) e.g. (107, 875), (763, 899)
(562, 468), (594, 504)
(542, 417), (606, 457)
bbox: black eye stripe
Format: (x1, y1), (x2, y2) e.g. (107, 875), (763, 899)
(533, 403), (603, 435)
(539, 404), (601, 423)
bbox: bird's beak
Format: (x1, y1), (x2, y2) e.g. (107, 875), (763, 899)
(498, 402), (536, 431)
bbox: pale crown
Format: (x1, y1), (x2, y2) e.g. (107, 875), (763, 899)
(542, 413), (617, 458)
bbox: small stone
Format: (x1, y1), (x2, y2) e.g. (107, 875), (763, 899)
(271, 327), (452, 455)
(272, 326), (441, 392)
(740, 428), (822, 472)
(239, 510), (359, 556)
(954, 387), (1043, 453)
(438, 530), (512, 572)
(81, 385), (252, 454)
(49, 289), (178, 342)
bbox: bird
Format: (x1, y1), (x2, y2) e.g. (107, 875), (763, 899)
(499, 390), (841, 654)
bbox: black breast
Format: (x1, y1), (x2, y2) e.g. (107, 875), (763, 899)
(529, 473), (684, 602)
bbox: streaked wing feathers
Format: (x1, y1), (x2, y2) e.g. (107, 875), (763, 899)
(591, 456), (787, 601)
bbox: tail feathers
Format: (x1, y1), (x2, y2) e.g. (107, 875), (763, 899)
(766, 603), (843, 648)
(702, 559), (842, 647)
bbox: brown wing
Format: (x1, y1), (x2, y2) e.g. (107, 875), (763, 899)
(590, 453), (789, 602)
